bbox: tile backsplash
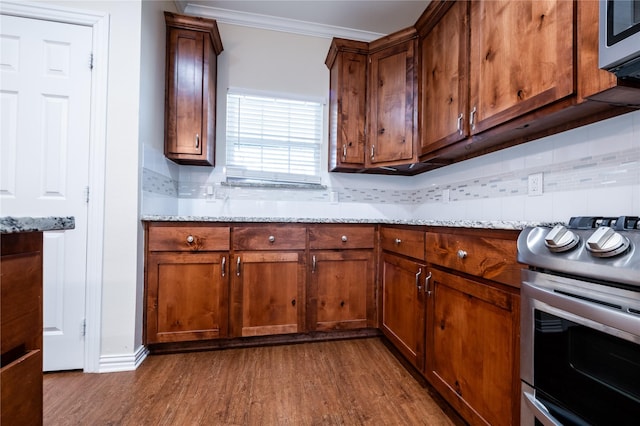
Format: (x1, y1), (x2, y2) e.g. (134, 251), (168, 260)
(142, 109), (640, 221)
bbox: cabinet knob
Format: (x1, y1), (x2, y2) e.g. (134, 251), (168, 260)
(186, 235), (194, 244)
(341, 235), (348, 242)
(395, 238), (402, 245)
(457, 249), (467, 259)
(268, 235), (276, 243)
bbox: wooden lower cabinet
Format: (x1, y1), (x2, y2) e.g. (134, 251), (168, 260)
(231, 251), (306, 337)
(380, 252), (426, 371)
(309, 250), (375, 331)
(425, 267), (520, 426)
(146, 251), (229, 343)
(1, 232), (44, 426)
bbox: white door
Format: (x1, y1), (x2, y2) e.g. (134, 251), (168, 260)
(0, 14), (92, 371)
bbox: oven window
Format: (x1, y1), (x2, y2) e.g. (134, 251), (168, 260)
(534, 310), (640, 425)
(607, 0), (640, 45)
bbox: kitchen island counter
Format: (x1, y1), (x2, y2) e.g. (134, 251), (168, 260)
(0, 216), (75, 234)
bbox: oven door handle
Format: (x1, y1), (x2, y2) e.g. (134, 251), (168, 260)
(523, 280), (640, 338)
(523, 391), (563, 426)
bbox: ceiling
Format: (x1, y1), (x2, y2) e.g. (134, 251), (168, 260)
(175, 1), (431, 41)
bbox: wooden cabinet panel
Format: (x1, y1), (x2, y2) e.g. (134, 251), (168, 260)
(231, 251), (305, 337)
(419, 1), (469, 155)
(309, 250), (375, 331)
(380, 226), (425, 261)
(426, 268), (520, 426)
(164, 12), (222, 166)
(146, 252), (228, 343)
(147, 225), (229, 252)
(1, 232), (43, 426)
(368, 35), (417, 167)
(468, 0), (574, 134)
(233, 225), (306, 250)
(425, 229), (523, 288)
(380, 252), (426, 370)
(308, 225), (375, 250)
(326, 39), (368, 171)
(1, 350), (42, 426)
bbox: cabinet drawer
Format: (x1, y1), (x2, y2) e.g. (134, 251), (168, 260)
(233, 226), (306, 250)
(147, 225), (229, 251)
(1, 349), (42, 425)
(380, 227), (425, 260)
(308, 225), (375, 249)
(425, 231), (522, 287)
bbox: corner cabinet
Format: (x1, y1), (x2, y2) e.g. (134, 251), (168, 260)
(308, 225), (377, 331)
(367, 28), (418, 168)
(144, 224), (230, 344)
(231, 225), (307, 337)
(164, 12), (223, 166)
(379, 226), (426, 371)
(424, 228), (523, 426)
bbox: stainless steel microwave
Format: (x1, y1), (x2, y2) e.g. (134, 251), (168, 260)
(599, 0), (640, 79)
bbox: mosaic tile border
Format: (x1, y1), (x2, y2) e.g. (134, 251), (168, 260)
(142, 147), (639, 204)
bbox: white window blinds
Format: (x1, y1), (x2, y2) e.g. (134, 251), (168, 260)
(225, 90), (323, 184)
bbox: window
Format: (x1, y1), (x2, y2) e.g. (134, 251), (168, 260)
(225, 90), (323, 185)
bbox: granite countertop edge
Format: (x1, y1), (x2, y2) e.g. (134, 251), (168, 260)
(0, 216), (76, 234)
(141, 215), (559, 230)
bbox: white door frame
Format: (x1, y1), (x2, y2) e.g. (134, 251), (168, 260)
(1, 0), (108, 373)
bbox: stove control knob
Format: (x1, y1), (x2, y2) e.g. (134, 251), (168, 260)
(586, 226), (630, 257)
(544, 225), (579, 252)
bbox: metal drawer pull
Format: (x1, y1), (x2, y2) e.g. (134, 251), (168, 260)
(395, 238), (402, 244)
(195, 133), (200, 148)
(268, 235), (275, 243)
(425, 271), (432, 296)
(341, 235), (348, 242)
(312, 255), (317, 273)
(236, 256), (241, 276)
(343, 144), (347, 158)
(221, 256), (226, 277)
(469, 107), (477, 131)
(415, 268), (423, 291)
(186, 235), (194, 244)
(456, 113), (464, 135)
(457, 249), (467, 259)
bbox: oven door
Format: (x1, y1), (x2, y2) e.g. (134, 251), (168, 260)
(521, 270), (640, 426)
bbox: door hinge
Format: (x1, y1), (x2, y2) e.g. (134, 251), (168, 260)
(81, 319), (86, 337)
(89, 53), (94, 70)
(85, 186), (90, 203)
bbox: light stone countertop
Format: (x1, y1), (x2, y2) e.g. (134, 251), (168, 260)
(0, 216), (75, 234)
(141, 215), (559, 230)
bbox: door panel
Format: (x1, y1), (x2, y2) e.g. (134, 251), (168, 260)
(0, 15), (92, 371)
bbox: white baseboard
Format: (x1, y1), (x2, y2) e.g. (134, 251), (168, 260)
(98, 345), (149, 373)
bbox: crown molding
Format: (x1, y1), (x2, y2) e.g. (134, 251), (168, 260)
(177, 2), (385, 42)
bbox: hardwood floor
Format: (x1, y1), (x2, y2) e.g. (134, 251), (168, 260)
(44, 338), (460, 425)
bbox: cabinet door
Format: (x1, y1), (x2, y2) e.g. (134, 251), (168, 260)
(232, 251), (305, 337)
(419, 1), (469, 156)
(368, 39), (417, 166)
(308, 250), (375, 331)
(380, 252), (426, 370)
(146, 252), (228, 343)
(166, 28), (204, 157)
(426, 268), (520, 426)
(328, 50), (367, 170)
(469, 0), (574, 134)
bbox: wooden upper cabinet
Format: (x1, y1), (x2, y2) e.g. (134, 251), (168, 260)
(164, 12), (223, 166)
(468, 0), (574, 134)
(367, 29), (418, 168)
(419, 1), (469, 156)
(326, 39), (368, 171)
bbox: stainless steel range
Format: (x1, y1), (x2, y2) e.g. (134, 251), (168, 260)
(517, 216), (640, 425)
